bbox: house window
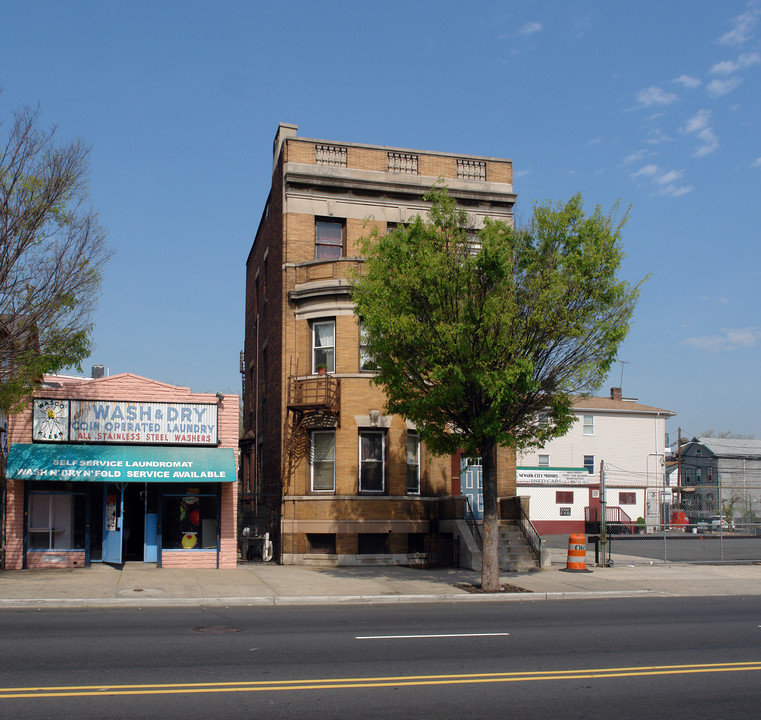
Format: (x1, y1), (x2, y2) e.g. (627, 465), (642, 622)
(28, 492), (86, 550)
(556, 491), (574, 504)
(312, 320), (335, 373)
(359, 430), (385, 493)
(310, 431), (336, 492)
(696, 468), (702, 483)
(708, 467), (714, 483)
(584, 455), (595, 474)
(685, 468), (692, 484)
(315, 219), (344, 260)
(359, 320), (377, 371)
(407, 432), (420, 494)
(538, 454), (550, 467)
(583, 415), (594, 435)
(619, 492), (636, 505)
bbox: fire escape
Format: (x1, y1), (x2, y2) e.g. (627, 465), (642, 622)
(283, 374), (340, 493)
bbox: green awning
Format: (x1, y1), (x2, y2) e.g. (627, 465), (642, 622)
(6, 443), (236, 482)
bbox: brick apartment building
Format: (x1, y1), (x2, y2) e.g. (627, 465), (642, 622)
(240, 124), (518, 566)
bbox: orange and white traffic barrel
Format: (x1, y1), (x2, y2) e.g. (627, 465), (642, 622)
(565, 533), (588, 572)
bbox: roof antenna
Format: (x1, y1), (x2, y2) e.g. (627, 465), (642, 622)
(619, 360), (630, 390)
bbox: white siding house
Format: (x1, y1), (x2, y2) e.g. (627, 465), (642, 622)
(516, 388), (675, 535)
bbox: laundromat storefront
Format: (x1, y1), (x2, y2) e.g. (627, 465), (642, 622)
(6, 443), (236, 568)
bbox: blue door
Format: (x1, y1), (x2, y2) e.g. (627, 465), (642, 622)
(144, 513), (158, 563)
(460, 457), (483, 520)
(102, 484), (124, 565)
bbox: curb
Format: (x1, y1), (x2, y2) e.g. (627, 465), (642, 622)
(0, 589), (672, 609)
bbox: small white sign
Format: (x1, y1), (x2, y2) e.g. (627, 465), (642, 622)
(33, 399), (70, 442)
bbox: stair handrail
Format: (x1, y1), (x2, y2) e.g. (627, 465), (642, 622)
(517, 505), (542, 561)
(464, 496), (483, 550)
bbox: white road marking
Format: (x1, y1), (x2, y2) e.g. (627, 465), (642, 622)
(355, 633), (510, 640)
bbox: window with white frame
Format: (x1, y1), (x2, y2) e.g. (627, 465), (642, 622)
(406, 432), (420, 494)
(584, 455), (595, 474)
(312, 320), (335, 374)
(538, 454), (550, 467)
(310, 431), (336, 492)
(359, 430), (385, 493)
(708, 467), (714, 483)
(583, 415), (594, 435)
(28, 492), (86, 550)
(315, 219), (344, 260)
(696, 468), (702, 483)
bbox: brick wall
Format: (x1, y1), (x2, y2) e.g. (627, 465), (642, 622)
(283, 137), (513, 186)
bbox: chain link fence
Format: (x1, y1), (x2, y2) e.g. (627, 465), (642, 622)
(533, 479), (761, 566)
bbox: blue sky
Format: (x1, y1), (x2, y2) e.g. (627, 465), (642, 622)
(2, 1), (760, 439)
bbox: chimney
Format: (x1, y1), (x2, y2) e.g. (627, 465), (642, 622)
(91, 364), (105, 379)
(273, 122), (298, 173)
(610, 387), (622, 401)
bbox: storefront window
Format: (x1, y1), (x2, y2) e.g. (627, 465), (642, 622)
(28, 492), (86, 550)
(161, 493), (219, 550)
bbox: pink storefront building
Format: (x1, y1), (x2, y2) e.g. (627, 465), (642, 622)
(3, 371), (238, 569)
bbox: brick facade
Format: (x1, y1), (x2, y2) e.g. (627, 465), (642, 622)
(241, 124), (518, 566)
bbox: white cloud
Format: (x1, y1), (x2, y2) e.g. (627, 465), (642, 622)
(710, 59), (740, 75)
(710, 52), (760, 74)
(683, 109), (710, 133)
(520, 21), (543, 36)
(683, 110), (720, 157)
(636, 86), (678, 107)
(674, 74), (701, 88)
(631, 164), (693, 197)
(753, 157), (761, 167)
(683, 327), (761, 352)
(708, 76), (743, 97)
(654, 169), (684, 185)
(632, 164), (659, 178)
(718, 9), (759, 46)
(620, 150), (647, 165)
(659, 183), (693, 197)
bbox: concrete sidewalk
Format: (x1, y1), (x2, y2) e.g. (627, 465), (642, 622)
(1, 561), (761, 608)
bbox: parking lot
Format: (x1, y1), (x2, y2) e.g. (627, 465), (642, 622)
(543, 528), (761, 565)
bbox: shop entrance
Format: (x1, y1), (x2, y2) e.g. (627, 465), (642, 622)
(101, 483), (157, 565)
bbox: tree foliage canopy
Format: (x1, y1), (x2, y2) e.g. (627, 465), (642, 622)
(353, 185), (642, 458)
(0, 105), (111, 413)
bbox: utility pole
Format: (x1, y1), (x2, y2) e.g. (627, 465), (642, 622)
(599, 459), (608, 565)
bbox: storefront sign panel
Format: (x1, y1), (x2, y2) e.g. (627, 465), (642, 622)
(33, 400), (218, 445)
(32, 399), (70, 442)
(6, 443), (236, 482)
(517, 468), (593, 485)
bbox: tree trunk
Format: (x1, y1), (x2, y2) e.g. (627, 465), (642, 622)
(480, 438), (500, 592)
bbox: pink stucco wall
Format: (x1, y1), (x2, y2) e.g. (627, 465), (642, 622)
(5, 373), (239, 570)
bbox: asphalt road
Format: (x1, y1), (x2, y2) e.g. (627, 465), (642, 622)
(1, 597), (761, 719)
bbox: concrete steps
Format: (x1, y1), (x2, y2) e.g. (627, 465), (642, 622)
(498, 520), (539, 571)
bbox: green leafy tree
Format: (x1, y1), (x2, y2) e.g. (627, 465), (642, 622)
(0, 104), (111, 413)
(352, 185), (642, 591)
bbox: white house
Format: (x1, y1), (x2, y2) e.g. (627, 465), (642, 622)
(515, 388), (675, 535)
